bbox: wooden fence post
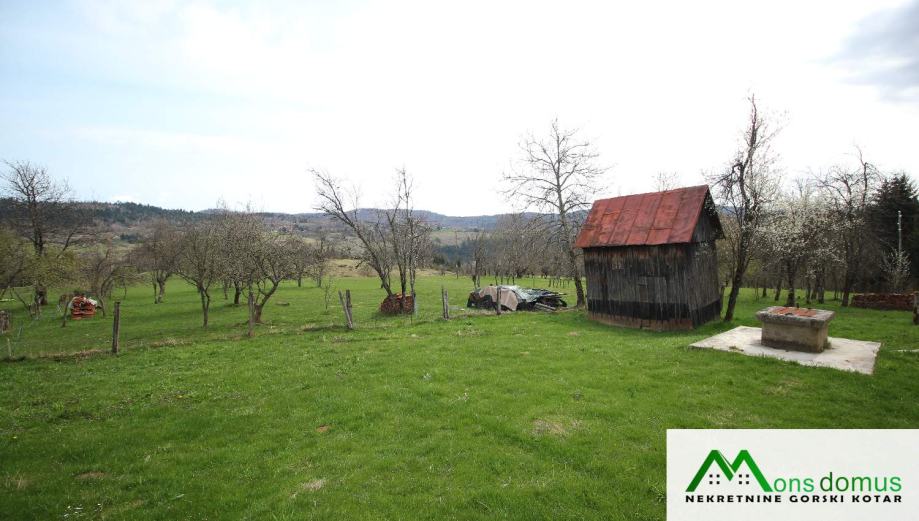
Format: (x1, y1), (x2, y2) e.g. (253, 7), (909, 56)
(111, 301), (121, 354)
(913, 293), (918, 326)
(247, 291), (255, 337)
(441, 287), (450, 320)
(339, 290), (354, 330)
(495, 287), (502, 316)
(346, 290), (354, 326)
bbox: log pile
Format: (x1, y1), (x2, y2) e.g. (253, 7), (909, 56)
(379, 293), (414, 315)
(851, 292), (917, 311)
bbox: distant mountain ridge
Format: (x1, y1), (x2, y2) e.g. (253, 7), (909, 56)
(263, 209), (550, 231)
(0, 198), (586, 231)
(0, 199), (563, 232)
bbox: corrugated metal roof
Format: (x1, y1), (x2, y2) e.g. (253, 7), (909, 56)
(575, 185), (713, 248)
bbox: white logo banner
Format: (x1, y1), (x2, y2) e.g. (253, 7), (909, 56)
(667, 429), (919, 521)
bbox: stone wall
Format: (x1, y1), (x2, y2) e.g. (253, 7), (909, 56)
(851, 292), (917, 311)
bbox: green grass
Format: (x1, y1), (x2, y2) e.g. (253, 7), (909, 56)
(1, 276), (918, 520)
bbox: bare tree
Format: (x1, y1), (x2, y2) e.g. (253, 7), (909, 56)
(307, 228), (333, 288)
(469, 229), (488, 288)
(313, 169), (396, 297)
(285, 236), (312, 287)
(81, 244), (135, 316)
(209, 208), (300, 325)
(489, 213), (545, 283)
(2, 161), (86, 255)
(504, 118), (606, 307)
(882, 249), (910, 292)
(385, 169), (432, 309)
(817, 147), (881, 306)
(215, 208), (263, 306)
(177, 219), (222, 327)
(131, 219), (182, 303)
(2, 161), (89, 306)
(654, 171), (680, 191)
(248, 232), (298, 323)
(707, 95), (781, 321)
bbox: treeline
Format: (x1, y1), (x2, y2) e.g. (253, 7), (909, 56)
(431, 214), (583, 289)
(0, 161), (334, 329)
(737, 171), (917, 305)
(0, 197), (197, 227)
(708, 97), (917, 320)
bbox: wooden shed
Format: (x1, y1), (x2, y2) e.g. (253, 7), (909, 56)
(575, 185), (723, 330)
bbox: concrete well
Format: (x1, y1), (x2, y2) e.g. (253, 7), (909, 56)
(755, 306), (835, 353)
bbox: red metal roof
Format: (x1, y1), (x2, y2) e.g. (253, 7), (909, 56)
(575, 185), (713, 248)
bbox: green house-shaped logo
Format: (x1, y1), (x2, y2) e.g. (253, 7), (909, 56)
(686, 450), (772, 492)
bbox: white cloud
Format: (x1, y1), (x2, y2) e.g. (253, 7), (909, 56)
(5, 0), (918, 215)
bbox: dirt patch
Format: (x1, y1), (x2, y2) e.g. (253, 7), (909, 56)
(567, 331), (580, 336)
(301, 478), (326, 491)
(150, 337), (187, 348)
(532, 418), (581, 437)
(766, 378), (803, 396)
(316, 424), (331, 433)
(455, 327), (482, 337)
(4, 474), (31, 490)
(75, 471), (106, 480)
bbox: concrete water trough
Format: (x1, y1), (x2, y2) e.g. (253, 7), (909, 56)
(755, 306), (835, 353)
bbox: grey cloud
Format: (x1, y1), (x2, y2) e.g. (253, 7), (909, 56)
(835, 0), (919, 101)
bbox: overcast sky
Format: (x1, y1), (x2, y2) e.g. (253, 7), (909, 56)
(1, 0), (917, 215)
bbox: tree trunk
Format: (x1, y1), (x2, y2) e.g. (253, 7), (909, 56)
(156, 279), (166, 304)
(564, 247), (585, 307)
(785, 266), (796, 307)
(248, 291), (256, 336)
(199, 289), (210, 328)
(233, 283), (242, 306)
(572, 274), (585, 308)
(816, 270), (825, 304)
(724, 274), (742, 321)
(841, 269), (854, 307)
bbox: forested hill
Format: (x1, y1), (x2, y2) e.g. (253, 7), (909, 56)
(0, 198), (197, 226)
(264, 210), (551, 231)
(0, 198), (564, 232)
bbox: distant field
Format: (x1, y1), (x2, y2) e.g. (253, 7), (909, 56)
(1, 276), (918, 519)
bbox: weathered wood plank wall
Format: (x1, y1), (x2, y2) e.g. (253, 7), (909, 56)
(583, 241), (720, 330)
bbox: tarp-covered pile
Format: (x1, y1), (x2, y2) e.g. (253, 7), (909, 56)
(467, 285), (567, 312)
(68, 296), (98, 319)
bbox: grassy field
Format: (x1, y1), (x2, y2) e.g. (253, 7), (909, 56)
(1, 275), (918, 520)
